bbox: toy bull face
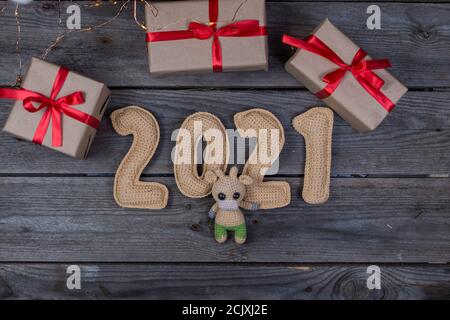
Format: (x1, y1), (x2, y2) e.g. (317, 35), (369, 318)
(209, 167), (252, 210)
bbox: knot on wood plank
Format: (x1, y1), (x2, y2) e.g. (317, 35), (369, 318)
(417, 30), (433, 41)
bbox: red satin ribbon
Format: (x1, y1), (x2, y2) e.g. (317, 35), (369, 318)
(0, 67), (100, 147)
(282, 34), (395, 112)
(146, 0), (267, 72)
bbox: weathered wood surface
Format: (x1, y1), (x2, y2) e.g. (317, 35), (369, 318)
(0, 1), (449, 88)
(1, 90), (450, 175)
(1, 263), (449, 299)
(1, 176), (450, 263)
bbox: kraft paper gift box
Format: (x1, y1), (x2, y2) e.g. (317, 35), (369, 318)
(2, 58), (110, 159)
(145, 0), (268, 75)
(284, 19), (408, 132)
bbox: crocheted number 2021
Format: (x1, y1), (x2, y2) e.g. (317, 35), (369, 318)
(173, 108), (291, 209)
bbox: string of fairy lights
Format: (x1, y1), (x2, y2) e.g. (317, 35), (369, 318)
(4, 0), (155, 86)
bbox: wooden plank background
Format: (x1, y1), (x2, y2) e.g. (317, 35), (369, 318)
(0, 0), (449, 299)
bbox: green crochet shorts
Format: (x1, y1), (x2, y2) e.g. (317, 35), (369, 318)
(215, 223), (246, 239)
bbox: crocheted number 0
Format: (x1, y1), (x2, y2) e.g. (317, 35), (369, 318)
(111, 106), (169, 209)
(234, 109), (291, 209)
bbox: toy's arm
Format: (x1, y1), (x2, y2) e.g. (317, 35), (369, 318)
(240, 201), (259, 211)
(208, 203), (219, 219)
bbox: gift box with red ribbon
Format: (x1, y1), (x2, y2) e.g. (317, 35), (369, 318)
(283, 19), (408, 132)
(1, 58), (110, 159)
(145, 0), (268, 75)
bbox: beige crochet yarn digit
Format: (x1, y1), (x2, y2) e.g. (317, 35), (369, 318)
(234, 108), (291, 209)
(206, 166), (257, 244)
(174, 112), (229, 198)
(292, 107), (334, 204)
(111, 106), (168, 209)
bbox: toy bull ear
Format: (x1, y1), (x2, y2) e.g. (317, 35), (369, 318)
(239, 174), (253, 186)
(214, 169), (225, 178)
(205, 171), (219, 184)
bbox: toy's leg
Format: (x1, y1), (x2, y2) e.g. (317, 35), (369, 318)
(234, 224), (247, 244)
(214, 224), (227, 243)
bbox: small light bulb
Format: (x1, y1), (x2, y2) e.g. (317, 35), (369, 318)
(10, 0), (34, 5)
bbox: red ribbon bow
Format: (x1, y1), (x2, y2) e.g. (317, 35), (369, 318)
(146, 0), (267, 72)
(0, 67), (100, 147)
(282, 34), (395, 112)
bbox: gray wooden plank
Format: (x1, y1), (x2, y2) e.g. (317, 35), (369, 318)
(1, 90), (449, 175)
(0, 1), (449, 88)
(3, 0), (447, 3)
(0, 263), (449, 299)
(1, 176), (450, 262)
